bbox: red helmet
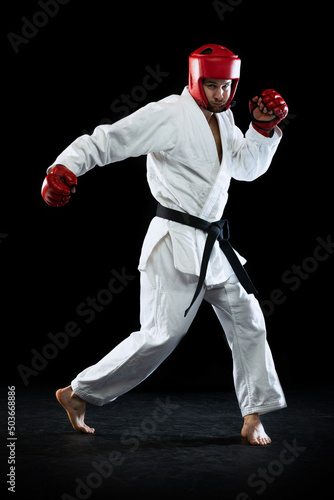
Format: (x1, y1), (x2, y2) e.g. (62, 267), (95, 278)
(188, 44), (241, 110)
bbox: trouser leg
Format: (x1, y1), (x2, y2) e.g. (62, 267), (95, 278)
(205, 274), (287, 417)
(71, 236), (204, 406)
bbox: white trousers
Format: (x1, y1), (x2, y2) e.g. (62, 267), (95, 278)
(71, 235), (287, 417)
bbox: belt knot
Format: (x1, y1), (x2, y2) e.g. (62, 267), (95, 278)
(156, 203), (257, 317)
(210, 219), (230, 242)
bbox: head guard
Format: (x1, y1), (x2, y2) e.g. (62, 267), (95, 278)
(188, 44), (241, 110)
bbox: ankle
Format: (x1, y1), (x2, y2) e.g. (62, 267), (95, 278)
(244, 412), (260, 422)
(71, 389), (85, 404)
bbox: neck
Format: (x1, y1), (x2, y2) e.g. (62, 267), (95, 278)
(201, 107), (213, 123)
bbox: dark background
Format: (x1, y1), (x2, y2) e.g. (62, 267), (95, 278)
(2, 0), (332, 394)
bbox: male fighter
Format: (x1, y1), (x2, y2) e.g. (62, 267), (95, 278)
(42, 44), (288, 445)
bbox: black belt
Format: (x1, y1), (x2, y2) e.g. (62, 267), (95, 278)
(156, 203), (257, 317)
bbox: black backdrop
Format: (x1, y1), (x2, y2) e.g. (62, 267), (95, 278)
(2, 0), (332, 393)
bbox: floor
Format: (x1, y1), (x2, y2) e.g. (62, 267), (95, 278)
(1, 386), (333, 500)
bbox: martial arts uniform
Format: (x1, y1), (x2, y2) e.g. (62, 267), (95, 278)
(49, 87), (287, 416)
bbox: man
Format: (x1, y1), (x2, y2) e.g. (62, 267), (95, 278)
(42, 44), (288, 445)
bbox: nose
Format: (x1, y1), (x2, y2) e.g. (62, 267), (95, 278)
(213, 87), (224, 101)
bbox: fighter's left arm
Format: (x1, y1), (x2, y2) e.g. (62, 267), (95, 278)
(227, 89), (288, 181)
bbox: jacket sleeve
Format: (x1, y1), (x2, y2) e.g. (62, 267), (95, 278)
(48, 99), (179, 176)
(226, 111), (283, 182)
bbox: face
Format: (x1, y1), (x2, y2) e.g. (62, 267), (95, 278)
(202, 78), (232, 113)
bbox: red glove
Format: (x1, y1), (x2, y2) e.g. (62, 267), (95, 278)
(41, 165), (77, 207)
(249, 89), (288, 137)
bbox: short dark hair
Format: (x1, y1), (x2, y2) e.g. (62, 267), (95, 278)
(200, 48), (213, 55)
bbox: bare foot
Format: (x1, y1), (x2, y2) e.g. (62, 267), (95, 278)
(241, 413), (271, 446)
(56, 386), (95, 434)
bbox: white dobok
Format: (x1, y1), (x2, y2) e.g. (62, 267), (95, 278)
(49, 87), (287, 416)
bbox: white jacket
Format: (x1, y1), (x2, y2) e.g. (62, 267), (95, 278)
(49, 87), (282, 286)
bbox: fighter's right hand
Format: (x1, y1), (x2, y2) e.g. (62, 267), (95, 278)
(41, 165), (77, 207)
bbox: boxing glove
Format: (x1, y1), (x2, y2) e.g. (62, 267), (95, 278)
(249, 89), (288, 137)
(41, 165), (77, 207)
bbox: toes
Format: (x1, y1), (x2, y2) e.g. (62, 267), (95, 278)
(247, 434), (271, 446)
(79, 424), (95, 434)
(250, 438), (259, 446)
(258, 436), (271, 446)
